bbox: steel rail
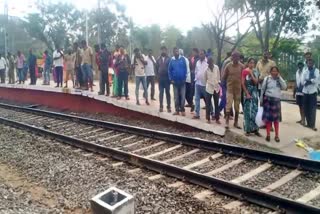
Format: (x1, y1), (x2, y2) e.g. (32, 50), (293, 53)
(0, 102), (319, 173)
(0, 116), (319, 213)
(0, 102), (320, 173)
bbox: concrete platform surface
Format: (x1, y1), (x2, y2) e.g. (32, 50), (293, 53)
(0, 80), (319, 159)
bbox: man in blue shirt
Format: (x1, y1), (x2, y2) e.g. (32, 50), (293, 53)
(168, 47), (187, 116)
(303, 59), (319, 131)
(28, 49), (37, 85)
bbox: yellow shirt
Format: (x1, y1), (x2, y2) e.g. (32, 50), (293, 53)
(81, 46), (93, 65)
(256, 59), (276, 80)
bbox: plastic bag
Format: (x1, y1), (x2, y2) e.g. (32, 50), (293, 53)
(255, 107), (265, 127)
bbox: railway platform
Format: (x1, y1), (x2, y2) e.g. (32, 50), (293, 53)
(0, 80), (319, 159)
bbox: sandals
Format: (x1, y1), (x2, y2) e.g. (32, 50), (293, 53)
(255, 132), (262, 137)
(275, 136), (280, 143)
(266, 136), (270, 142)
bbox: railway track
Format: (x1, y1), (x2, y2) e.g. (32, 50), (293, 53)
(0, 102), (319, 213)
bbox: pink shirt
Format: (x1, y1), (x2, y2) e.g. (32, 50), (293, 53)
(17, 54), (25, 69)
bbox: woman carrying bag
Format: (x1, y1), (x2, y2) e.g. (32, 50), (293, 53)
(260, 66), (287, 142)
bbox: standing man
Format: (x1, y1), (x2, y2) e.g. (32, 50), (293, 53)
(28, 49), (37, 85)
(0, 53), (7, 83)
(302, 59), (319, 131)
(53, 46), (64, 88)
(16, 51), (25, 84)
(256, 50), (276, 97)
(98, 43), (112, 96)
(156, 46), (171, 113)
(179, 49), (191, 110)
(168, 47), (188, 116)
(74, 42), (82, 89)
(222, 51), (245, 129)
(205, 57), (221, 124)
(64, 48), (76, 88)
(145, 49), (156, 101)
(193, 49), (208, 119)
(132, 48), (149, 105)
(186, 48), (199, 112)
(81, 40), (94, 91)
(115, 47), (130, 100)
(293, 62), (305, 125)
(43, 50), (52, 85)
(7, 52), (15, 84)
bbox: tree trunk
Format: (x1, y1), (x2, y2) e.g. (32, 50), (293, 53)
(264, 1), (270, 52)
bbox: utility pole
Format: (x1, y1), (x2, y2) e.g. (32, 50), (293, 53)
(97, 0), (101, 47)
(4, 0), (8, 56)
(86, 10), (89, 45)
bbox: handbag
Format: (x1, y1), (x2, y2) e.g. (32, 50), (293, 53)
(255, 107), (265, 127)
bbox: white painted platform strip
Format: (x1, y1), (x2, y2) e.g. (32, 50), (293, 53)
(120, 135), (136, 142)
(145, 145), (182, 159)
(183, 153), (223, 170)
(131, 141), (166, 153)
(167, 181), (185, 188)
(261, 170), (302, 193)
(194, 190), (214, 201)
(296, 185), (320, 203)
(122, 139), (146, 148)
(163, 149), (200, 163)
(99, 133), (125, 142)
(224, 169), (302, 210)
(205, 158), (244, 176)
(231, 163), (272, 184)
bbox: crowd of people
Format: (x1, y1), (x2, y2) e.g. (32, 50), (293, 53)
(0, 44), (318, 143)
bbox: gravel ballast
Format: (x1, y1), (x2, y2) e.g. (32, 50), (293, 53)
(0, 125), (235, 213)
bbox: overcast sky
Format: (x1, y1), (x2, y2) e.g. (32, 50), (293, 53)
(1, 0), (319, 40)
(2, 0), (223, 32)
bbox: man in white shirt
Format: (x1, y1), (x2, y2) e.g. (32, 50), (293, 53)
(293, 62), (305, 125)
(132, 48), (149, 105)
(53, 46), (64, 87)
(302, 59), (319, 131)
(205, 57), (221, 124)
(193, 49), (208, 119)
(145, 49), (156, 100)
(0, 53), (7, 83)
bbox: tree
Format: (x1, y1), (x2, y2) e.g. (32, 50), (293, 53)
(88, 0), (129, 47)
(162, 26), (182, 54)
(203, 3), (251, 66)
(226, 0), (312, 53)
(25, 2), (82, 51)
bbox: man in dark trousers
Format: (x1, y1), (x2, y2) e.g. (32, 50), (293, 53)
(302, 59), (319, 131)
(28, 49), (37, 85)
(169, 47), (188, 116)
(186, 48), (199, 112)
(156, 46), (171, 113)
(98, 43), (112, 96)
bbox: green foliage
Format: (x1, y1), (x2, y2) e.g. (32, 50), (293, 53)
(24, 0), (129, 51)
(25, 3), (82, 50)
(225, 0), (312, 52)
